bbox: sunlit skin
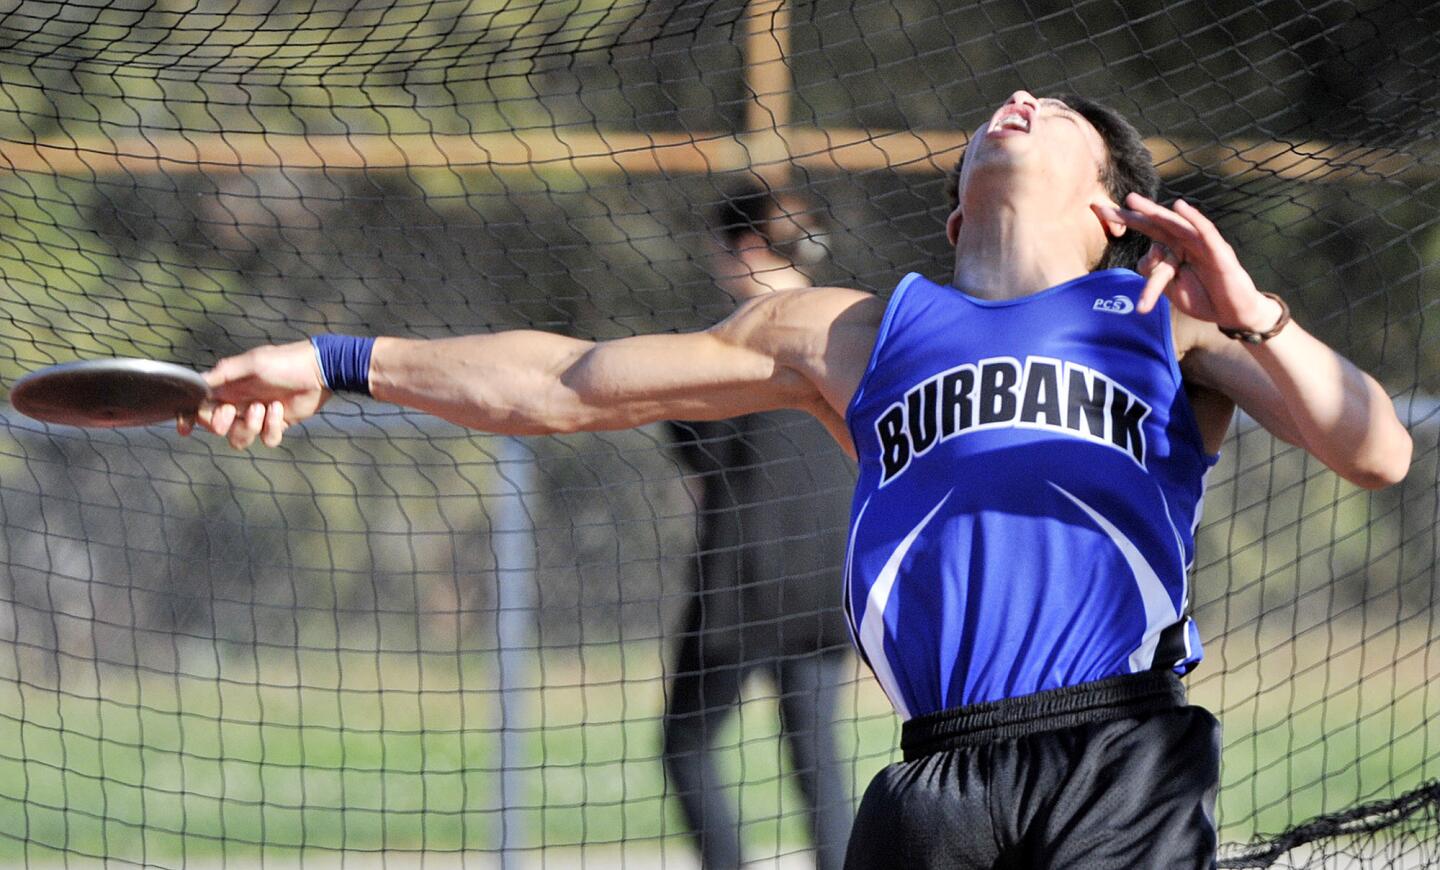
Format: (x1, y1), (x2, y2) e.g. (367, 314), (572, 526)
(183, 90), (1411, 490)
(947, 94), (1122, 301)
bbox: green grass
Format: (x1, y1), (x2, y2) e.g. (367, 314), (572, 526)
(0, 632), (1433, 865)
(0, 645), (898, 864)
(1195, 624), (1440, 840)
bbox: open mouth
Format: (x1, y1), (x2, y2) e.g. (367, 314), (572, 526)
(991, 112), (1031, 133)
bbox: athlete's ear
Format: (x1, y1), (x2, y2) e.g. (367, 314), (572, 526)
(946, 206), (963, 247)
(1091, 199), (1127, 239)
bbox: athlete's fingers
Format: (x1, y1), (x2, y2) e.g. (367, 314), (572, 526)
(1092, 202), (1127, 230)
(1097, 208), (1175, 316)
(207, 402), (237, 438)
(1139, 248), (1178, 315)
(1172, 199), (1235, 260)
(228, 401), (266, 450)
(1121, 193), (1202, 252)
(1122, 192), (1199, 232)
(244, 400), (267, 448)
(261, 401), (288, 448)
(1095, 201), (1173, 246)
(1097, 202), (1182, 254)
(1137, 242), (1164, 276)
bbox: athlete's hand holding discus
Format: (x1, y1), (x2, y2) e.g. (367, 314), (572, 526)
(180, 289), (883, 453)
(1095, 193), (1412, 490)
(178, 340), (331, 450)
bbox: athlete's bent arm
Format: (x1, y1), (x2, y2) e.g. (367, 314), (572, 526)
(1100, 194), (1412, 490)
(187, 287), (883, 452)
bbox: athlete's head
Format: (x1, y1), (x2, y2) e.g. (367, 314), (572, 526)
(946, 92), (1159, 271)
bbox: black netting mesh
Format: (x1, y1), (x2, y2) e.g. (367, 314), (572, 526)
(1, 0), (1438, 866)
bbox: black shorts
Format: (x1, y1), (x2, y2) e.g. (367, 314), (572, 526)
(845, 672), (1221, 869)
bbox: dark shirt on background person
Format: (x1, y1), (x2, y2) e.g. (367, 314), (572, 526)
(661, 184), (854, 870)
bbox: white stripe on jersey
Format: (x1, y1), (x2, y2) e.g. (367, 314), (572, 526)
(1050, 483), (1177, 673)
(842, 495), (873, 656)
(857, 490), (952, 721)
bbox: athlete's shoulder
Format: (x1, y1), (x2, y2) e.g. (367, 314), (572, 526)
(711, 285), (886, 434)
(771, 284), (887, 323)
(717, 285), (885, 350)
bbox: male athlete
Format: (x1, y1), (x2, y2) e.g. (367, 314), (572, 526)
(185, 92), (1412, 867)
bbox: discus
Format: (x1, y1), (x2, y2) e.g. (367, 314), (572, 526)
(9, 359), (211, 428)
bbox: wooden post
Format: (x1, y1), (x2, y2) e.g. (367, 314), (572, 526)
(742, 0), (793, 186)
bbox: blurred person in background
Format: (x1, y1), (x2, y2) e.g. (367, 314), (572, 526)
(662, 183), (853, 870)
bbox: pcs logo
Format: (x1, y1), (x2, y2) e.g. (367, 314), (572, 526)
(1092, 295), (1135, 315)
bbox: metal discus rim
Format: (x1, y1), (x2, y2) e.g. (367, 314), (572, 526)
(9, 358), (211, 429)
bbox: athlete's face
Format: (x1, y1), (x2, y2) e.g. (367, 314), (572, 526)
(953, 91), (1113, 223)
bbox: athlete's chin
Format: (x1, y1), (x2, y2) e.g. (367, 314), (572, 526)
(964, 164), (1069, 212)
(966, 144), (1056, 185)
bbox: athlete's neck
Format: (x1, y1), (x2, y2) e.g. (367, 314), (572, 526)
(950, 195), (1101, 301)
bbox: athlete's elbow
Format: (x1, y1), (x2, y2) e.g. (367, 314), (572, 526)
(1342, 432), (1412, 490)
(484, 358), (604, 435)
(512, 384), (628, 435)
(1348, 466), (1407, 491)
(440, 384), (590, 436)
(501, 397), (597, 436)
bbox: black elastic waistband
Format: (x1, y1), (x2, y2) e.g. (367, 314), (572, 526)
(900, 671), (1186, 760)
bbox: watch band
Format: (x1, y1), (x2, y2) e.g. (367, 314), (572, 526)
(1218, 292), (1291, 344)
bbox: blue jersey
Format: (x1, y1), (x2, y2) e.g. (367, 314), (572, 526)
(843, 270), (1215, 719)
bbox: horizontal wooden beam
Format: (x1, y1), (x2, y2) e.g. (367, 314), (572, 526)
(0, 131), (746, 177)
(1149, 136), (1436, 185)
(1, 130), (1432, 185)
(790, 128), (967, 174)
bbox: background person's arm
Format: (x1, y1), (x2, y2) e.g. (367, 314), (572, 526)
(1099, 194), (1412, 490)
(188, 286), (882, 452)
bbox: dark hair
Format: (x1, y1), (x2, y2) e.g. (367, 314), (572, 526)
(946, 94), (1160, 271)
(711, 180), (829, 263)
(712, 180), (776, 248)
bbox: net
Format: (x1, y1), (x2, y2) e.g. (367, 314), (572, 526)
(1219, 780), (1440, 869)
(0, 0), (1437, 866)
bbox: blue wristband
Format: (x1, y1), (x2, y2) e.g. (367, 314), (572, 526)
(311, 335), (375, 395)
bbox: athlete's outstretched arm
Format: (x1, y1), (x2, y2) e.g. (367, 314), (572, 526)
(1097, 194), (1411, 490)
(184, 287), (883, 452)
